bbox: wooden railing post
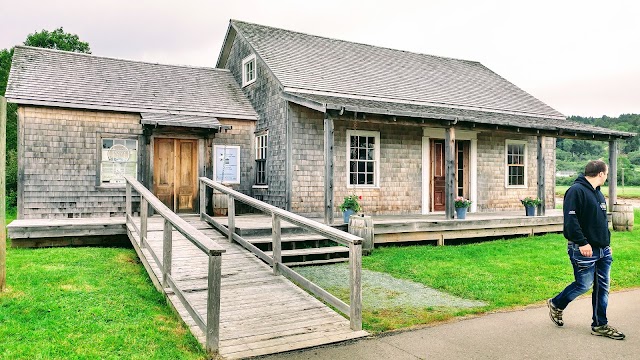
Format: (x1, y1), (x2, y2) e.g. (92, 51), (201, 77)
(272, 214), (281, 276)
(227, 194), (235, 242)
(126, 182), (132, 217)
(199, 179), (206, 220)
(206, 252), (222, 354)
(162, 218), (172, 288)
(349, 242), (363, 331)
(140, 197), (148, 248)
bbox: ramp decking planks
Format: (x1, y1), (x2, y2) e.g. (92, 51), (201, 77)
(127, 214), (367, 359)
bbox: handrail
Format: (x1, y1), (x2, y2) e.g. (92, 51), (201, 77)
(125, 176), (225, 255)
(199, 177), (362, 246)
(124, 175), (224, 355)
(199, 177), (363, 331)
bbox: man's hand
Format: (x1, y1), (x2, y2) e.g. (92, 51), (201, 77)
(579, 244), (593, 257)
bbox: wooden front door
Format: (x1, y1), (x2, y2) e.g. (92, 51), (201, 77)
(431, 140), (446, 211)
(431, 139), (470, 212)
(153, 138), (198, 213)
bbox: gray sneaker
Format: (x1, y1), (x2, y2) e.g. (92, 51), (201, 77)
(591, 324), (625, 340)
(547, 299), (564, 326)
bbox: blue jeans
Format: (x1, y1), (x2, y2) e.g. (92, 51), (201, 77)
(552, 243), (612, 327)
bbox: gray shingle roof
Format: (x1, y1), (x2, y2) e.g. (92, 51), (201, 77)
(140, 113), (223, 129)
(227, 20), (563, 119)
(285, 92), (635, 138)
(6, 46), (258, 121)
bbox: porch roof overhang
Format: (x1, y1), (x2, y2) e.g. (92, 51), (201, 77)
(282, 90), (635, 141)
(140, 112), (230, 130)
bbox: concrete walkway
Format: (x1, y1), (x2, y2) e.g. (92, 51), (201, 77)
(257, 289), (639, 359)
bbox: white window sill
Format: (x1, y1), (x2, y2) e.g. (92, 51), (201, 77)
(253, 185), (268, 189)
(505, 185), (528, 189)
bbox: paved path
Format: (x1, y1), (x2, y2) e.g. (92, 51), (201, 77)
(258, 289), (640, 359)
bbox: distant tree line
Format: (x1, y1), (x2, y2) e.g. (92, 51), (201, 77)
(557, 114), (640, 186)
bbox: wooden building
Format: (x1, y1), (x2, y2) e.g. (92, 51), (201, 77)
(216, 20), (633, 222)
(5, 23), (634, 222)
(6, 46), (258, 219)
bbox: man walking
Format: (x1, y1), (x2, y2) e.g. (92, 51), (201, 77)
(547, 160), (625, 340)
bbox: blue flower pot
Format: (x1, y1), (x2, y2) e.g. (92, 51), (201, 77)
(455, 207), (467, 219)
(343, 209), (356, 223)
(525, 205), (536, 216)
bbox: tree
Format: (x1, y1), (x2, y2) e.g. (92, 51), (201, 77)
(23, 27), (91, 53)
(1, 28), (91, 210)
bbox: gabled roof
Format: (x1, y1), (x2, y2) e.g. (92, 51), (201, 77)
(221, 20), (562, 119)
(218, 20), (633, 139)
(7, 46), (258, 122)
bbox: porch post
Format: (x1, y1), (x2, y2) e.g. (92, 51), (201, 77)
(608, 140), (618, 210)
(324, 113), (335, 224)
(1, 97), (6, 292)
(537, 136), (546, 216)
(444, 127), (455, 219)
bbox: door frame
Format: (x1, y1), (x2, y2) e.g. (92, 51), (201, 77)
(422, 128), (478, 214)
(149, 134), (206, 213)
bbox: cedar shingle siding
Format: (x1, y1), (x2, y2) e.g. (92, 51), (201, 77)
(19, 107), (143, 218)
(224, 30), (289, 208)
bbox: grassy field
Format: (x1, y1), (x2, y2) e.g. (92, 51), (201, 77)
(0, 237), (207, 359)
(556, 185), (640, 198)
(3, 209), (640, 352)
(356, 209), (640, 332)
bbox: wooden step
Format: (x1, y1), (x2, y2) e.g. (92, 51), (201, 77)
(244, 233), (329, 244)
(285, 258), (350, 267)
(265, 246), (349, 257)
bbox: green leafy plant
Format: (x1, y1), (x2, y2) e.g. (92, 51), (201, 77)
(520, 197), (542, 207)
(454, 196), (472, 208)
(339, 194), (362, 213)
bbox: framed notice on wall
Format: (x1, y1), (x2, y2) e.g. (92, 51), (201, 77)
(213, 145), (240, 184)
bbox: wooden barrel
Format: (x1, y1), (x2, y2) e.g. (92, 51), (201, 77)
(348, 215), (374, 255)
(212, 191), (228, 216)
(612, 203), (634, 231)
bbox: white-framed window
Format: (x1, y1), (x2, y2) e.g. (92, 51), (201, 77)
(255, 132), (268, 185)
(346, 130), (380, 187)
(505, 140), (527, 188)
(99, 137), (138, 186)
(242, 54), (257, 87)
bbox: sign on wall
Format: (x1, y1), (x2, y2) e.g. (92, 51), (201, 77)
(101, 138), (138, 185)
(213, 145), (240, 184)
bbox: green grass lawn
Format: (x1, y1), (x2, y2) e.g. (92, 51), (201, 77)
(3, 209), (640, 349)
(0, 243), (207, 359)
(357, 209), (640, 332)
(556, 185), (640, 198)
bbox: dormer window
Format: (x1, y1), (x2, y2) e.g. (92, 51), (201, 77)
(242, 54), (256, 86)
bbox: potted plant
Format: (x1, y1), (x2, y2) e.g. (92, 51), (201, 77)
(520, 197), (541, 216)
(454, 197), (472, 219)
(339, 194), (362, 223)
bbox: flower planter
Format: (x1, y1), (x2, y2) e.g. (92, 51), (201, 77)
(525, 205), (536, 216)
(455, 207), (467, 219)
(342, 209), (356, 223)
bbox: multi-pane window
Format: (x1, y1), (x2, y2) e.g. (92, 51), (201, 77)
(255, 133), (267, 185)
(347, 130), (379, 187)
(506, 140), (526, 187)
(242, 54), (256, 86)
(100, 138), (138, 185)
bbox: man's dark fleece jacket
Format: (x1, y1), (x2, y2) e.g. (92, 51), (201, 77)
(563, 175), (611, 248)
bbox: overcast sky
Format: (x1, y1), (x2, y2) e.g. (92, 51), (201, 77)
(1, 0), (638, 118)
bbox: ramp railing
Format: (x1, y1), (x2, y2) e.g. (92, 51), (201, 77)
(199, 177), (363, 330)
(125, 176), (225, 354)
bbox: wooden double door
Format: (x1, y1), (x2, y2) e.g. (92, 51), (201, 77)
(153, 138), (198, 213)
(431, 139), (470, 212)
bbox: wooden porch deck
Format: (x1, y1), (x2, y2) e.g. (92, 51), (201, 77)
(127, 214), (367, 359)
(214, 209), (564, 246)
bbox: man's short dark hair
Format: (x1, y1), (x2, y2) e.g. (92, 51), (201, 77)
(585, 160), (608, 177)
